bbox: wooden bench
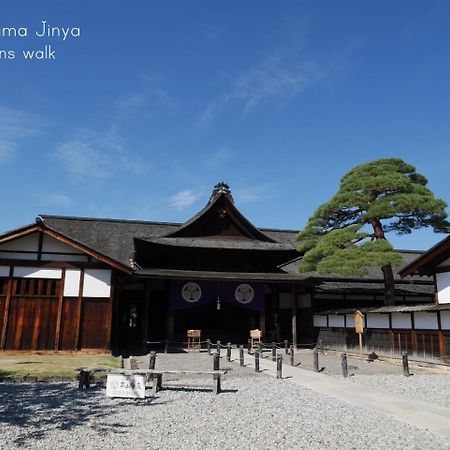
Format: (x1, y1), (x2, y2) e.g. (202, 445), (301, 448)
(77, 368), (227, 395)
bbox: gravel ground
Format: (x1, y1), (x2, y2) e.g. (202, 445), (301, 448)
(1, 352), (449, 450)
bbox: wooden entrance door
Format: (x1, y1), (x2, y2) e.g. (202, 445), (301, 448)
(5, 278), (61, 350)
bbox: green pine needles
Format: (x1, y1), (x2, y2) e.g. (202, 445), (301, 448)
(297, 158), (448, 304)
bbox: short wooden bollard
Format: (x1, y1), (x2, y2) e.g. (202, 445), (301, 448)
(284, 340), (289, 354)
(255, 350), (260, 372)
(313, 348), (319, 372)
(318, 339), (324, 355)
(247, 339), (252, 354)
(290, 345), (295, 366)
(340, 352), (348, 378)
(149, 351), (156, 370)
(206, 339), (211, 355)
(272, 342), (277, 362)
(216, 340), (221, 356)
(276, 355), (283, 379)
(239, 345), (244, 366)
(258, 342), (263, 356)
(226, 342), (231, 362)
(402, 352), (410, 377)
(213, 352), (220, 371)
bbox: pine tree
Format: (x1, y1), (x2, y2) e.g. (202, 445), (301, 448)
(297, 158), (448, 305)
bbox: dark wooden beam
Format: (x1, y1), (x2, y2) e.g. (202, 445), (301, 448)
(291, 282), (297, 348)
(142, 279), (150, 351)
(74, 270), (85, 350)
(106, 270), (116, 351)
(0, 267), (14, 349)
(54, 269), (66, 350)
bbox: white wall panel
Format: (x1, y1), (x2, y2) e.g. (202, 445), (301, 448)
(14, 267), (62, 279)
(328, 315), (344, 328)
(367, 313), (390, 329)
(436, 272), (450, 304)
(414, 312), (438, 330)
(42, 234), (84, 254)
(0, 266), (10, 277)
(441, 311), (450, 329)
(313, 315), (327, 327)
(391, 313), (411, 329)
(0, 232), (39, 251)
(41, 254), (88, 262)
(83, 269), (111, 298)
(345, 314), (355, 328)
(1, 252), (37, 260)
(64, 270), (81, 297)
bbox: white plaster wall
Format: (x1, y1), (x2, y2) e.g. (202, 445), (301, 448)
(83, 269), (111, 298)
(0, 266), (10, 277)
(441, 311), (450, 329)
(436, 272), (450, 304)
(313, 315), (327, 327)
(438, 258), (450, 267)
(14, 267), (62, 279)
(42, 234), (84, 253)
(391, 313), (412, 329)
(328, 315), (345, 328)
(366, 313), (390, 329)
(64, 270), (81, 297)
(345, 314), (355, 328)
(414, 312), (438, 330)
(0, 232), (39, 251)
(0, 252), (37, 260)
(41, 253), (88, 262)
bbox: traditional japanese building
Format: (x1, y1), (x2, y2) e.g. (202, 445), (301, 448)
(0, 182), (435, 353)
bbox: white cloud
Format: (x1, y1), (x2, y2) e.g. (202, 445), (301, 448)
(39, 193), (74, 208)
(169, 189), (201, 210)
(0, 105), (41, 163)
(54, 129), (144, 179)
(197, 56), (323, 125)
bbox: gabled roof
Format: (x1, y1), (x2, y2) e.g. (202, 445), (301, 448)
(165, 182), (276, 243)
(399, 234), (450, 277)
(0, 220), (133, 273)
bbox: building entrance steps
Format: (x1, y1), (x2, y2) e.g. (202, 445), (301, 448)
(229, 348), (450, 439)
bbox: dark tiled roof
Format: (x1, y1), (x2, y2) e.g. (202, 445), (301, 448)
(313, 280), (434, 295)
(319, 303), (450, 315)
(40, 215), (298, 268)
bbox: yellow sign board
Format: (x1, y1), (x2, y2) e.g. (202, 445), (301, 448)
(354, 310), (364, 334)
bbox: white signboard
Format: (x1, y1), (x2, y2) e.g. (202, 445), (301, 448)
(106, 374), (146, 399)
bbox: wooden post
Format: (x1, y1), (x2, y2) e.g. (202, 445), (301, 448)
(239, 345), (244, 366)
(206, 339), (211, 355)
(291, 283), (297, 349)
(226, 342), (231, 362)
(276, 355), (282, 379)
(284, 340), (289, 354)
(340, 352), (348, 378)
(0, 267), (14, 350)
(255, 350), (260, 372)
(74, 269), (85, 350)
(213, 352), (220, 370)
(318, 339), (324, 355)
(290, 345), (294, 366)
(402, 352), (410, 377)
(258, 341), (263, 356)
(213, 373), (221, 395)
(54, 269), (66, 351)
(313, 347), (319, 372)
(247, 338), (251, 354)
(216, 340), (221, 356)
(142, 279), (150, 352)
(272, 342), (276, 361)
(149, 351), (156, 370)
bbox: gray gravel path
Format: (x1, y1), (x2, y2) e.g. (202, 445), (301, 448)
(1, 352), (449, 450)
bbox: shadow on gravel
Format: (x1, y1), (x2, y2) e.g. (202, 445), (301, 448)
(0, 382), (164, 446)
(161, 385), (238, 394)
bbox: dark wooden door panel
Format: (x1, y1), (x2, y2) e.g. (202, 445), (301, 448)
(80, 298), (109, 349)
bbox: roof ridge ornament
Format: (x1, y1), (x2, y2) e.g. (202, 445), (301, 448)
(209, 181), (234, 204)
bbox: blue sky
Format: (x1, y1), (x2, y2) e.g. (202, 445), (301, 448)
(1, 1), (449, 250)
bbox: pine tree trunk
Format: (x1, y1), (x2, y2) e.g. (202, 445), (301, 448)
(381, 264), (396, 306)
(370, 218), (396, 306)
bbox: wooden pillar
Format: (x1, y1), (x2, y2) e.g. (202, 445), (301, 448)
(105, 270), (116, 352)
(54, 268), (66, 350)
(0, 267), (14, 350)
(167, 309), (174, 340)
(142, 279), (150, 351)
(437, 311), (446, 361)
(291, 283), (297, 348)
(74, 269), (85, 350)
